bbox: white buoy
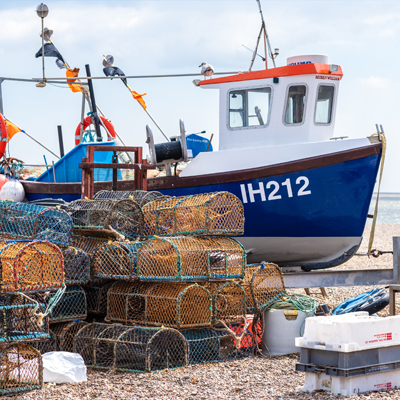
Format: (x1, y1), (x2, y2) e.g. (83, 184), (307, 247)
(0, 180), (25, 202)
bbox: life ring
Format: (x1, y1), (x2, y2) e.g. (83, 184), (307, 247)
(74, 116), (117, 146)
(0, 114), (7, 159)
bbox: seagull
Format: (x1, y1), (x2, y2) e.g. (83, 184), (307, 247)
(199, 62), (214, 79)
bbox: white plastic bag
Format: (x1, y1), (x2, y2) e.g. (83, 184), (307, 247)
(43, 352), (87, 383)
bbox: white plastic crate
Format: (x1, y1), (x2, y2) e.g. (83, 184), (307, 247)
(301, 369), (399, 396)
(295, 312), (400, 352)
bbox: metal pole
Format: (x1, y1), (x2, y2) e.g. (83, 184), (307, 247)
(57, 125), (64, 158)
(0, 79), (4, 115)
(41, 17), (45, 81)
(393, 237), (400, 284)
(80, 92), (85, 142)
(22, 130), (60, 159)
(256, 0), (276, 68)
(85, 64), (102, 142)
(249, 25), (263, 72)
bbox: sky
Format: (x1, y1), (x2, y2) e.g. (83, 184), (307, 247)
(0, 0), (399, 191)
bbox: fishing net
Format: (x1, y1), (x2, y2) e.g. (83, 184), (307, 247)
(137, 237), (245, 281)
(0, 294), (49, 343)
(241, 262), (286, 313)
(0, 240), (64, 292)
(62, 247), (90, 285)
(92, 242), (142, 281)
(52, 320), (88, 353)
(85, 282), (115, 314)
(0, 201), (72, 246)
(203, 282), (246, 324)
(93, 190), (165, 207)
(142, 192), (244, 237)
(31, 329), (57, 354)
(48, 285), (87, 323)
(106, 281), (212, 328)
(67, 198), (143, 240)
(73, 323), (188, 372)
(0, 343), (43, 395)
(181, 325), (254, 365)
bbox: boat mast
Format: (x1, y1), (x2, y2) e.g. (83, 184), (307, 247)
(249, 0), (276, 71)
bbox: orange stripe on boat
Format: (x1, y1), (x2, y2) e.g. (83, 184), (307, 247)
(199, 63), (343, 86)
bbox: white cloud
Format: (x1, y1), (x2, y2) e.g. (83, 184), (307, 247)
(359, 76), (390, 89)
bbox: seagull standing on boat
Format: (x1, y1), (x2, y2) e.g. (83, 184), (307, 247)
(199, 62), (214, 79)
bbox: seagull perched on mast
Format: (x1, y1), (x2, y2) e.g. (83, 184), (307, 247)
(199, 62), (214, 79)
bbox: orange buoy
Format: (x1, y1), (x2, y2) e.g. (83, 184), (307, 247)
(0, 174), (8, 191)
(74, 116), (117, 146)
(0, 114), (8, 159)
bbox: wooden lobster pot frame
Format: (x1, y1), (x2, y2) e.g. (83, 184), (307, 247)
(93, 190), (165, 207)
(0, 344), (43, 395)
(73, 323), (188, 372)
(0, 240), (64, 292)
(106, 281), (212, 328)
(62, 247), (90, 285)
(142, 192), (244, 238)
(52, 320), (88, 353)
(241, 262), (286, 313)
(67, 198), (144, 241)
(85, 282), (115, 314)
(0, 201), (72, 246)
(48, 285), (87, 323)
(93, 242), (142, 281)
(137, 237), (246, 281)
(0, 294), (50, 343)
(203, 282), (246, 324)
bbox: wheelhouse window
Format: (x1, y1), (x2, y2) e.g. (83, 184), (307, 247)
(229, 87), (271, 129)
(284, 85), (307, 124)
(315, 85), (334, 124)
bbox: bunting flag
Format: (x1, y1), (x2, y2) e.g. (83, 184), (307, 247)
(103, 66), (127, 87)
(131, 90), (147, 110)
(66, 68), (83, 93)
(35, 42), (65, 62)
(4, 119), (22, 142)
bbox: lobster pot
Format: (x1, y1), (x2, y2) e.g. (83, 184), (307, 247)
(106, 281), (212, 328)
(242, 263), (286, 313)
(0, 241), (64, 292)
(203, 282), (246, 324)
(180, 326), (253, 365)
(31, 329), (58, 354)
(142, 197), (172, 237)
(73, 323), (188, 372)
(0, 294), (49, 343)
(93, 190), (165, 207)
(0, 344), (43, 395)
(71, 235), (108, 255)
(142, 192), (244, 237)
(67, 198), (143, 240)
(52, 320), (88, 353)
(93, 242), (142, 281)
(62, 247), (90, 285)
(85, 282), (115, 314)
(137, 237), (245, 281)
(49, 286), (87, 323)
(0, 201), (72, 246)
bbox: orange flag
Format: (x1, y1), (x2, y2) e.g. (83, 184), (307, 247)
(5, 120), (22, 142)
(66, 68), (83, 93)
(131, 90), (147, 110)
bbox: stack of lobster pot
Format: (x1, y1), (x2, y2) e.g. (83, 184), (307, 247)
(0, 200), (73, 395)
(296, 312), (400, 396)
(66, 189), (286, 373)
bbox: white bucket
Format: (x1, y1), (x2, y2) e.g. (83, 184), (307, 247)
(262, 309), (307, 355)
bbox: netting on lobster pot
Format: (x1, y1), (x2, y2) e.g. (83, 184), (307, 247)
(71, 235), (108, 255)
(52, 320), (88, 352)
(48, 286), (87, 323)
(0, 240), (64, 292)
(93, 242), (142, 281)
(203, 281), (246, 324)
(93, 190), (165, 207)
(62, 247), (90, 285)
(241, 262), (285, 313)
(106, 281), (212, 328)
(73, 323), (188, 372)
(0, 201), (72, 246)
(31, 329), (57, 354)
(0, 293), (50, 343)
(218, 323), (255, 360)
(137, 237), (245, 281)
(85, 282), (115, 314)
(0, 343), (43, 395)
(67, 198), (143, 240)
(142, 197), (172, 237)
(143, 192), (245, 238)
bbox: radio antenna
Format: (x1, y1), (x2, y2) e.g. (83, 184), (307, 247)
(249, 0), (278, 71)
